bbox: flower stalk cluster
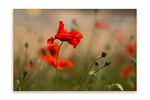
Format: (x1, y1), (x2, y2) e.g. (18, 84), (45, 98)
(78, 52), (111, 90)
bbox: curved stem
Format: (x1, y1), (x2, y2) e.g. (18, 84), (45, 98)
(56, 42), (63, 68)
(15, 75), (27, 91)
(16, 45), (28, 91)
(84, 65), (107, 90)
(78, 56), (102, 90)
(55, 41), (63, 89)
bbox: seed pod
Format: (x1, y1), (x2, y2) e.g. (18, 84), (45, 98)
(95, 62), (99, 66)
(101, 52), (107, 57)
(23, 70), (28, 78)
(25, 42), (29, 48)
(104, 61), (111, 66)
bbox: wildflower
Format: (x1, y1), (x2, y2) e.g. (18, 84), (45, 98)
(42, 55), (73, 70)
(47, 37), (54, 44)
(48, 21), (83, 48)
(95, 20), (109, 30)
(46, 43), (59, 56)
(121, 66), (134, 78)
(104, 61), (111, 66)
(126, 42), (136, 56)
(41, 20), (82, 70)
(24, 42), (29, 48)
(39, 43), (73, 70)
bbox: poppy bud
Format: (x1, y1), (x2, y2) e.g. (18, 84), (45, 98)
(29, 60), (33, 66)
(23, 70), (28, 78)
(95, 62), (99, 66)
(101, 52), (107, 57)
(41, 48), (47, 55)
(104, 61), (111, 66)
(25, 42), (29, 48)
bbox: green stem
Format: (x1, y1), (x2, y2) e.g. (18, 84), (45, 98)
(78, 56), (102, 90)
(55, 41), (63, 90)
(84, 65), (107, 90)
(15, 75), (27, 91)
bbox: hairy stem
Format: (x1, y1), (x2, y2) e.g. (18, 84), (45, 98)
(84, 65), (107, 90)
(78, 56), (102, 90)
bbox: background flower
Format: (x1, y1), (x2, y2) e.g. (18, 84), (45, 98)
(126, 41), (136, 56)
(42, 55), (73, 70)
(39, 43), (73, 70)
(121, 66), (134, 78)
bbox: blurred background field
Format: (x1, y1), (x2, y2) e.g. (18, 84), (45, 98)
(13, 9), (136, 91)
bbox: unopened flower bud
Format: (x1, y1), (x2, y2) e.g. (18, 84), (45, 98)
(104, 61), (111, 66)
(101, 52), (107, 57)
(23, 70), (28, 78)
(25, 42), (29, 48)
(29, 60), (33, 66)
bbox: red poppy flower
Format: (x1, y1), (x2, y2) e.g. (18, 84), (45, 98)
(126, 42), (136, 56)
(121, 66), (134, 78)
(54, 21), (83, 48)
(38, 44), (59, 57)
(46, 43), (59, 56)
(55, 21), (69, 41)
(39, 43), (73, 70)
(67, 30), (83, 48)
(47, 37), (54, 44)
(42, 55), (73, 70)
(95, 20), (109, 30)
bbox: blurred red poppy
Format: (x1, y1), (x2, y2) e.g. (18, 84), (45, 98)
(42, 55), (73, 70)
(55, 21), (69, 41)
(47, 37), (54, 44)
(39, 43), (73, 70)
(46, 43), (59, 57)
(121, 66), (134, 78)
(54, 21), (83, 48)
(42, 20), (82, 69)
(126, 42), (136, 56)
(95, 20), (109, 30)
